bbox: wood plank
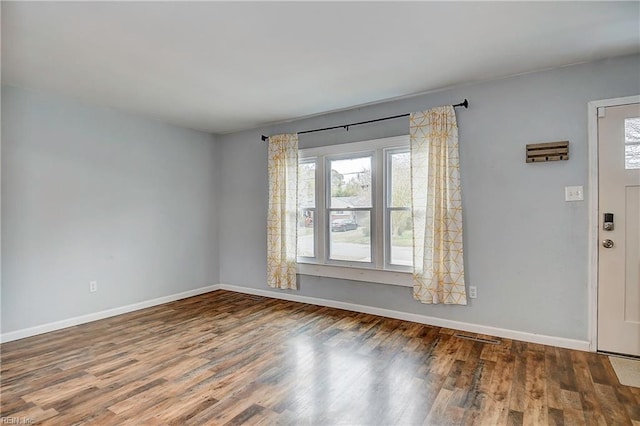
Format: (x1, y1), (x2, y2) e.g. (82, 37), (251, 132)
(523, 350), (548, 426)
(547, 347), (564, 410)
(527, 147), (569, 156)
(527, 155), (569, 163)
(527, 141), (569, 149)
(1, 290), (637, 425)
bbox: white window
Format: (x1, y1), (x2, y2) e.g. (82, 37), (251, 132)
(297, 136), (413, 286)
(297, 160), (316, 257)
(386, 148), (412, 267)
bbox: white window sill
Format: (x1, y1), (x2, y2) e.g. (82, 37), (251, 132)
(297, 263), (412, 287)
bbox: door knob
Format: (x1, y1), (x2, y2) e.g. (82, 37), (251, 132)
(602, 239), (614, 248)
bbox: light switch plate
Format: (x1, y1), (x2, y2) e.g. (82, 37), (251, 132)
(565, 186), (584, 201)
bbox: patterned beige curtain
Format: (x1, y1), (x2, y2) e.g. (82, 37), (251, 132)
(410, 106), (467, 305)
(267, 133), (298, 290)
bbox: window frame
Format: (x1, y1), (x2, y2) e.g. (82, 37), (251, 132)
(325, 151), (375, 268)
(297, 135), (413, 287)
(384, 146), (412, 271)
(297, 158), (318, 260)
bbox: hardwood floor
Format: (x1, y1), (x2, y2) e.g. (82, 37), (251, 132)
(1, 290), (638, 425)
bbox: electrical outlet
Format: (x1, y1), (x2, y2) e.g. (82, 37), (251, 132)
(89, 281), (98, 292)
(469, 286), (477, 299)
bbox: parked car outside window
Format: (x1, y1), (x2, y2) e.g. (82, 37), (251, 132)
(331, 219), (358, 232)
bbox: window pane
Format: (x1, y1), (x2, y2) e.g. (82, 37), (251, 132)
(389, 151), (411, 207)
(390, 210), (413, 266)
(330, 156), (372, 208)
(329, 211), (371, 262)
(297, 210), (314, 257)
(625, 117), (640, 170)
(299, 161), (316, 208)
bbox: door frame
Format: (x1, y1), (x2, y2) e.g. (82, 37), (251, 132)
(587, 95), (640, 352)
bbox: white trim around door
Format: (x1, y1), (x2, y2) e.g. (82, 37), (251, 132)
(587, 95), (640, 352)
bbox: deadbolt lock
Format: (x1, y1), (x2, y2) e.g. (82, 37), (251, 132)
(603, 213), (614, 231)
(602, 239), (614, 249)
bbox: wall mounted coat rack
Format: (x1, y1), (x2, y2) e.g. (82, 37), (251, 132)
(526, 141), (569, 163)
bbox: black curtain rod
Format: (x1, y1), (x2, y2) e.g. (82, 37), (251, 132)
(261, 99), (468, 141)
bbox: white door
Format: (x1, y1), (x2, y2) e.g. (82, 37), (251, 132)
(597, 102), (640, 356)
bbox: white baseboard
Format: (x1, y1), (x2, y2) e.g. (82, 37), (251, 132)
(0, 284), (220, 343)
(218, 284), (591, 352)
(2, 283), (591, 352)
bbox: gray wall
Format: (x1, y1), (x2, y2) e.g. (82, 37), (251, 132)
(1, 85), (220, 333)
(218, 55), (640, 341)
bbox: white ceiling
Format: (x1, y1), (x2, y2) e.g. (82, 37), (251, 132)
(2, 2), (639, 134)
